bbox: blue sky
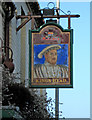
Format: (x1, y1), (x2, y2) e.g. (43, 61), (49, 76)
(38, 1), (90, 118)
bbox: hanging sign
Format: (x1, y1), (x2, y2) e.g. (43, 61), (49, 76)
(29, 22), (73, 88)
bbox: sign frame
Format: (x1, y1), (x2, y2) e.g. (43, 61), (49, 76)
(29, 22), (73, 88)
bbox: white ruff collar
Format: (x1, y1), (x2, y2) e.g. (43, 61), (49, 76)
(44, 61), (56, 66)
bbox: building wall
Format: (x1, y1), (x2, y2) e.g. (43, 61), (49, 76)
(10, 4), (21, 83)
(10, 2), (31, 85)
(10, 1), (46, 95)
(1, 1), (46, 99)
(0, 1), (5, 118)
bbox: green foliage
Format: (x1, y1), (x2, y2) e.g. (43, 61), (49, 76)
(2, 66), (64, 119)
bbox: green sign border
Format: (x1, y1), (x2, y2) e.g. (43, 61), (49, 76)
(29, 22), (73, 88)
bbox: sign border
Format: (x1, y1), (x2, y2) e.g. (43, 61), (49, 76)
(29, 22), (73, 88)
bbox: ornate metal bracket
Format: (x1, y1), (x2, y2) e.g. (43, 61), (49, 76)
(16, 12), (32, 32)
(16, 13), (80, 31)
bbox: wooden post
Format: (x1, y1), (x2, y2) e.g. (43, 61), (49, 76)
(68, 16), (71, 29)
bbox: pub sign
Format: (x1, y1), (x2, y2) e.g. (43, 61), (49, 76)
(29, 22), (73, 88)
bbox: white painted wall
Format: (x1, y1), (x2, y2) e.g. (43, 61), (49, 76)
(10, 2), (31, 84)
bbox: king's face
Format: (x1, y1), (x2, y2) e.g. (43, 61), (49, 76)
(45, 49), (57, 65)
